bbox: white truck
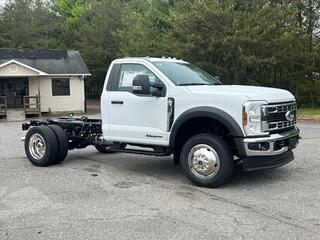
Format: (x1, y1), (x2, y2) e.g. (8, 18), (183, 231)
(22, 57), (300, 187)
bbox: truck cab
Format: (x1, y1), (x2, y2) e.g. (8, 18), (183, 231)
(22, 57), (299, 187)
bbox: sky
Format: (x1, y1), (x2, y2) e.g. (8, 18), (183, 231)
(0, 0), (7, 8)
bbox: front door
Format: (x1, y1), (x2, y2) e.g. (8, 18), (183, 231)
(106, 63), (169, 146)
(0, 78), (28, 108)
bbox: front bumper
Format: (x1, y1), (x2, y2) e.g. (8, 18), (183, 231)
(242, 150), (294, 171)
(243, 127), (300, 157)
(240, 127), (299, 171)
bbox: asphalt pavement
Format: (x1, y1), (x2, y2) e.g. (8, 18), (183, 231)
(0, 120), (319, 240)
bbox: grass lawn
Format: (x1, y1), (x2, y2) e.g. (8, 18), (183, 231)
(298, 108), (320, 119)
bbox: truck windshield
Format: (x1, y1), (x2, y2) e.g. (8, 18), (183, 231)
(152, 61), (221, 86)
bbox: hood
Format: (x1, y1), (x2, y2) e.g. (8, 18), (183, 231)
(183, 85), (295, 103)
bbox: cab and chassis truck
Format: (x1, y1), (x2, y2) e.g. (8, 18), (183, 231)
(22, 57), (300, 187)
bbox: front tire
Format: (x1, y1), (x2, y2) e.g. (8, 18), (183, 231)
(24, 126), (58, 167)
(180, 134), (233, 188)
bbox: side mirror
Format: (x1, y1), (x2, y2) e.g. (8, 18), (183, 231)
(132, 75), (150, 95)
(150, 82), (164, 97)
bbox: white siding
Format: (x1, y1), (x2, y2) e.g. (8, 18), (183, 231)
(0, 63), (39, 76)
(28, 76), (85, 113)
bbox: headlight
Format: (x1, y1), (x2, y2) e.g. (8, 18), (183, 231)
(243, 101), (267, 136)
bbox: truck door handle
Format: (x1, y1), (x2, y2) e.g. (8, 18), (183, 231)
(111, 100), (123, 104)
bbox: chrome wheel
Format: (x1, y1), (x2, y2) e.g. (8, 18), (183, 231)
(187, 144), (220, 179)
(28, 133), (46, 160)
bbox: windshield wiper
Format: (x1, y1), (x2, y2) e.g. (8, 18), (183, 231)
(178, 83), (214, 86)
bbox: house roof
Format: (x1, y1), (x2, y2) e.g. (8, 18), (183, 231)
(0, 49), (91, 76)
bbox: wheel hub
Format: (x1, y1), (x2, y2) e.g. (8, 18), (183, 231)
(29, 133), (46, 160)
(188, 144), (220, 179)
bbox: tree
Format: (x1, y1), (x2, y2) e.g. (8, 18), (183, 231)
(294, 0), (320, 106)
(116, 0), (173, 57)
(0, 0), (318, 105)
(51, 0), (88, 48)
(75, 0), (124, 97)
(0, 0), (60, 49)
(53, 0), (86, 26)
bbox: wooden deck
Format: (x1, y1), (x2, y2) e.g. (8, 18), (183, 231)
(24, 96), (41, 117)
(0, 96), (7, 116)
(0, 95), (41, 119)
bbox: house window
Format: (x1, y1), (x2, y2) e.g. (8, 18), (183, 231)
(52, 78), (70, 96)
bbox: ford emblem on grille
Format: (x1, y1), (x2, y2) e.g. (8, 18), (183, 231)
(285, 111), (295, 121)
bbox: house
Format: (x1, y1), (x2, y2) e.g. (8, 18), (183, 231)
(0, 49), (91, 120)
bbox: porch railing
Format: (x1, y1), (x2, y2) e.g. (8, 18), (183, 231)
(0, 96), (7, 115)
(24, 95), (41, 116)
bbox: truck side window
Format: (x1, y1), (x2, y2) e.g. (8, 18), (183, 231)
(117, 64), (160, 92)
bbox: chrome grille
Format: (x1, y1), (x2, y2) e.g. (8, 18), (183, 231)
(261, 102), (297, 132)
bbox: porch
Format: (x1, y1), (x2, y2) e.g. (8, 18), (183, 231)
(0, 95), (41, 120)
(0, 60), (43, 120)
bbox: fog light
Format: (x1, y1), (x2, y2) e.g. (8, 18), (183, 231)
(248, 142), (270, 151)
(274, 140), (285, 151)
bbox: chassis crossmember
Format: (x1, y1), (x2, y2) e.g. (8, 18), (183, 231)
(22, 114), (102, 150)
(22, 114), (170, 156)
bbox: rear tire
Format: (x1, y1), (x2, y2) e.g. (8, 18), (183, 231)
(48, 125), (69, 164)
(95, 145), (116, 154)
(180, 133), (233, 188)
(24, 126), (58, 167)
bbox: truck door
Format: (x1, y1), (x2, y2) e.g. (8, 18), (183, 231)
(105, 63), (169, 146)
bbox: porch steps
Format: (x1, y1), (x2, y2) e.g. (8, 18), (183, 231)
(6, 109), (26, 121)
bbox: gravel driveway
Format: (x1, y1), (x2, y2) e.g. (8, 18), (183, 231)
(0, 120), (319, 240)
